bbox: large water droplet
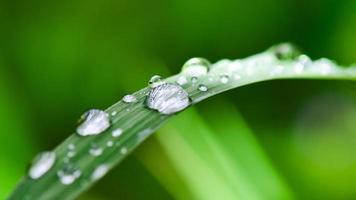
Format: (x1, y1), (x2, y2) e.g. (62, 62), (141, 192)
(28, 151), (56, 179)
(91, 164), (109, 181)
(148, 75), (165, 88)
(77, 109), (110, 136)
(182, 58), (210, 77)
(122, 95), (137, 103)
(57, 166), (81, 185)
(198, 84), (208, 92)
(146, 83), (190, 115)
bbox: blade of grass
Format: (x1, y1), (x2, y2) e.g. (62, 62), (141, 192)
(8, 44), (356, 199)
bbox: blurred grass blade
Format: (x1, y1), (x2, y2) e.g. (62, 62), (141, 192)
(141, 107), (292, 200)
(8, 44), (356, 199)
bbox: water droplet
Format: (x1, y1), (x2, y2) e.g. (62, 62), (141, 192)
(106, 141), (114, 147)
(68, 144), (75, 151)
(91, 164), (109, 181)
(89, 145), (103, 157)
(138, 129), (152, 142)
(120, 147), (128, 155)
(273, 43), (299, 60)
(314, 58), (335, 75)
(112, 128), (123, 137)
(67, 151), (76, 158)
(220, 75), (229, 84)
(28, 151), (56, 179)
(77, 109), (110, 136)
(182, 58), (210, 77)
(122, 95), (137, 103)
(111, 111), (117, 116)
(146, 83), (190, 115)
(57, 166), (81, 185)
(198, 84), (208, 92)
(148, 75), (165, 88)
(176, 76), (188, 86)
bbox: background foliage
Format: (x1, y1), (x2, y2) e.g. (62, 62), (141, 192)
(1, 0), (356, 199)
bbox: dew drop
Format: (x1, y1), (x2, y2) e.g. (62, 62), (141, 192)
(122, 95), (137, 103)
(68, 144), (75, 151)
(146, 83), (190, 115)
(111, 111), (117, 116)
(120, 147), (128, 155)
(91, 164), (109, 181)
(106, 141), (114, 147)
(28, 151), (56, 179)
(77, 109), (110, 136)
(112, 128), (123, 137)
(57, 166), (81, 185)
(148, 75), (165, 88)
(89, 145), (103, 156)
(182, 58), (210, 77)
(198, 84), (208, 92)
(67, 151), (76, 158)
(220, 75), (230, 84)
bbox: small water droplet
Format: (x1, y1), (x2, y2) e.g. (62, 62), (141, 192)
(146, 83), (190, 115)
(77, 109), (110, 136)
(57, 166), (81, 185)
(120, 147), (128, 155)
(138, 129), (152, 142)
(89, 145), (103, 157)
(176, 76), (188, 85)
(112, 128), (123, 137)
(122, 95), (137, 103)
(220, 75), (229, 84)
(106, 141), (114, 147)
(28, 151), (56, 179)
(182, 58), (210, 77)
(91, 164), (109, 181)
(198, 84), (208, 92)
(148, 75), (165, 88)
(111, 111), (117, 116)
(68, 144), (75, 151)
(67, 151), (76, 158)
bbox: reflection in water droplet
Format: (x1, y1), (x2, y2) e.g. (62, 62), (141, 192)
(28, 151), (56, 179)
(112, 128), (123, 137)
(146, 83), (190, 115)
(122, 95), (137, 103)
(182, 58), (210, 77)
(198, 84), (208, 92)
(77, 109), (110, 136)
(148, 75), (164, 88)
(57, 166), (81, 185)
(91, 164), (109, 181)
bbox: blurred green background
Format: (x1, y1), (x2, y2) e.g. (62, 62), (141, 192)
(1, 0), (356, 199)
